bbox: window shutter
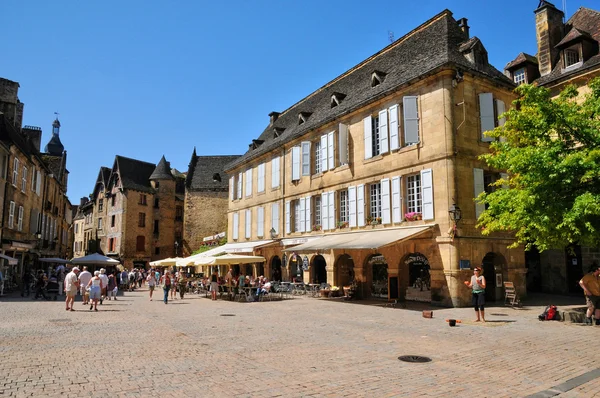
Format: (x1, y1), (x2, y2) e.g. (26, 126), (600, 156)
(245, 209), (251, 239)
(31, 168), (35, 191)
(496, 100), (507, 142)
(391, 176), (402, 223)
(378, 109), (389, 154)
(258, 163), (265, 192)
(8, 201), (14, 228)
(363, 116), (372, 159)
(237, 172), (243, 199)
(421, 168), (434, 220)
(403, 96), (419, 145)
(389, 105), (399, 150)
(271, 156), (280, 188)
(474, 168), (485, 218)
(327, 132), (335, 170)
(348, 186), (357, 227)
(357, 185), (365, 227)
(479, 93), (495, 142)
(17, 206), (23, 231)
(305, 196), (311, 232)
(285, 201), (291, 234)
(291, 146), (300, 181)
(320, 135), (328, 172)
(328, 191), (335, 229)
(36, 171), (41, 195)
(257, 207), (264, 237)
(338, 123), (348, 165)
(301, 142), (311, 176)
(245, 168), (252, 197)
(232, 212), (239, 240)
(381, 178), (391, 224)
(230, 177), (235, 200)
(299, 198), (306, 233)
(271, 203), (279, 234)
(500, 172), (509, 190)
(321, 192), (329, 230)
(29, 209), (37, 234)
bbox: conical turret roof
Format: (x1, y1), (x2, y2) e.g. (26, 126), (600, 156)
(44, 117), (65, 156)
(149, 155), (174, 180)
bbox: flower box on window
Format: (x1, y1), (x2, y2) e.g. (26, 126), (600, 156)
(337, 221), (349, 229)
(405, 212), (422, 221)
(312, 224), (322, 232)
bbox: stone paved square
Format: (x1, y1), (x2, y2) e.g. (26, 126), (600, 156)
(1, 289), (599, 397)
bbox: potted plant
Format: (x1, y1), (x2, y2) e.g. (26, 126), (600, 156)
(312, 224), (322, 232)
(337, 221), (349, 229)
(405, 212), (421, 221)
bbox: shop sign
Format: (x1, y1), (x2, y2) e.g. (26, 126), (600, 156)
(302, 256), (309, 271)
(369, 255), (386, 265)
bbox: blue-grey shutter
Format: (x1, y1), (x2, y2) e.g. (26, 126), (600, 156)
(496, 99), (506, 142)
(403, 96), (419, 145)
(363, 116), (372, 159)
(473, 168), (485, 218)
(291, 146), (300, 181)
(479, 93), (495, 142)
(299, 197), (306, 233)
(421, 169), (434, 220)
(328, 191), (335, 229)
(301, 142), (311, 176)
(338, 123), (348, 165)
(305, 196), (312, 231)
(357, 185), (365, 227)
(271, 203), (279, 234)
(285, 201), (291, 234)
(232, 212), (239, 240)
(257, 207), (264, 238)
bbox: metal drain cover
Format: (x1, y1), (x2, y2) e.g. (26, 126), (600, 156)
(220, 314), (236, 317)
(398, 355), (432, 363)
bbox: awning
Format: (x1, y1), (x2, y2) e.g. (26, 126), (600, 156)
(0, 254), (18, 265)
(283, 225), (433, 251)
(176, 240), (273, 267)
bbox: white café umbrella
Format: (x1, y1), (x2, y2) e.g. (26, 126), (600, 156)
(38, 258), (72, 264)
(70, 253), (120, 266)
(150, 257), (183, 267)
(0, 254), (18, 265)
(194, 253), (266, 266)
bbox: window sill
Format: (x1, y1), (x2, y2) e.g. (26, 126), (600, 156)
(363, 154), (384, 165)
(562, 62), (583, 73)
(396, 143), (420, 154)
(311, 172), (324, 180)
(335, 164), (350, 173)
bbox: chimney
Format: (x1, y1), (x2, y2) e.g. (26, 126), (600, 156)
(22, 125), (42, 152)
(458, 18), (469, 38)
(535, 1), (564, 76)
(269, 111), (280, 125)
(80, 197), (89, 206)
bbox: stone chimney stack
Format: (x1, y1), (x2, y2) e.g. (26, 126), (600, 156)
(269, 111), (280, 125)
(535, 1), (564, 76)
(458, 18), (469, 38)
(22, 125), (42, 152)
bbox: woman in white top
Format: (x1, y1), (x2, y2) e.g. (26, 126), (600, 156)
(146, 271), (156, 301)
(87, 271), (102, 311)
(170, 272), (178, 300)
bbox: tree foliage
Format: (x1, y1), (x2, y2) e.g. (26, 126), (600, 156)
(191, 236), (227, 255)
(478, 78), (600, 251)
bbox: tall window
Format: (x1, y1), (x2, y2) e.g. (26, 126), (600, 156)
(339, 190), (348, 223)
(8, 201), (15, 228)
(138, 212), (146, 227)
(513, 68), (525, 85)
(314, 196), (321, 227)
(154, 198), (159, 208)
(111, 195), (116, 207)
(406, 174), (422, 213)
(111, 215), (116, 227)
(369, 183), (381, 219)
(12, 158), (18, 186)
(564, 49), (579, 68)
(98, 199), (104, 212)
(153, 220), (159, 235)
(139, 194), (147, 205)
(136, 236), (145, 252)
(314, 140), (322, 174)
(371, 115), (380, 156)
(293, 200), (301, 232)
(21, 166), (27, 192)
(98, 218), (103, 230)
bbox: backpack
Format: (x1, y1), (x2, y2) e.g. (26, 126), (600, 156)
(539, 305), (558, 321)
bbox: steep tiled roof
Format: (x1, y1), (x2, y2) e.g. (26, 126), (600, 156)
(568, 7), (600, 42)
(149, 156), (174, 180)
(225, 9), (512, 171)
(504, 52), (539, 70)
(41, 154), (62, 176)
(555, 27), (594, 48)
(186, 153), (240, 191)
(114, 155), (156, 193)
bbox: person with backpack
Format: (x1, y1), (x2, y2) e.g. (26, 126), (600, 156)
(464, 267), (486, 322)
(161, 270), (171, 304)
(579, 262), (600, 326)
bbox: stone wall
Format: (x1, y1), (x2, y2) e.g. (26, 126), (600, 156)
(183, 190), (229, 255)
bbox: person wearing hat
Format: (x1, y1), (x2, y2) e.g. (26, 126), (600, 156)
(64, 267), (80, 311)
(464, 267), (486, 322)
(579, 262), (600, 325)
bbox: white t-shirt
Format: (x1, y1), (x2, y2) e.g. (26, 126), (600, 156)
(99, 274), (109, 289)
(78, 271), (92, 289)
(64, 272), (78, 291)
(146, 274), (156, 286)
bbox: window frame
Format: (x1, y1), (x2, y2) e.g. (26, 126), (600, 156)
(339, 190), (348, 223)
(513, 67), (526, 85)
(369, 183), (382, 219)
(406, 174), (422, 213)
(138, 212), (146, 228)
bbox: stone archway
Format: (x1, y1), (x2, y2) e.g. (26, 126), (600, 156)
(368, 254), (388, 298)
(403, 252), (431, 302)
(311, 255), (327, 284)
(482, 252), (507, 302)
(334, 254), (355, 287)
(288, 254), (302, 282)
(270, 256), (282, 281)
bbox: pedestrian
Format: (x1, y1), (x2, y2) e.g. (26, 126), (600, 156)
(128, 270), (136, 291)
(107, 272), (118, 300)
(161, 270), (172, 304)
(146, 270), (156, 301)
(155, 269), (161, 286)
(21, 269), (33, 297)
(120, 269), (128, 290)
(87, 271), (102, 311)
(170, 271), (178, 300)
(78, 267), (92, 305)
(178, 269), (186, 299)
(464, 267), (486, 322)
(34, 270), (49, 300)
(210, 270), (218, 301)
(579, 262), (600, 326)
(99, 268), (109, 304)
(64, 267), (80, 311)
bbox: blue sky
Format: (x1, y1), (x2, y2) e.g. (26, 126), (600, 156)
(3, 0), (597, 204)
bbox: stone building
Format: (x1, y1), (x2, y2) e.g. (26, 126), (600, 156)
(182, 149), (240, 256)
(224, 9), (524, 307)
(504, 1), (600, 294)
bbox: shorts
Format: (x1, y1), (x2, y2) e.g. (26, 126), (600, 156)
(585, 295), (600, 311)
(149, 285), (155, 291)
(89, 286), (101, 300)
(210, 282), (218, 292)
(472, 291), (485, 307)
(66, 288), (77, 297)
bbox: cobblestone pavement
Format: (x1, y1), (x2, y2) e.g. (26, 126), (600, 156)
(1, 289), (599, 397)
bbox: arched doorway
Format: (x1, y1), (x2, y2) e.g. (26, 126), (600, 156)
(369, 254), (388, 298)
(270, 256), (282, 281)
(311, 255), (327, 284)
(404, 253), (431, 302)
(335, 254), (355, 287)
(288, 254), (302, 282)
(482, 252), (507, 302)
(257, 262), (265, 278)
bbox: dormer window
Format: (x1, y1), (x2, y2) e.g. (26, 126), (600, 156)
(371, 71), (386, 87)
(298, 112), (312, 125)
(273, 127), (285, 138)
(330, 92), (346, 108)
(564, 48), (580, 68)
(513, 68), (526, 85)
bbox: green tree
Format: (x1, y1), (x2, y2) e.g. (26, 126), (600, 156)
(191, 236), (227, 255)
(478, 79), (600, 251)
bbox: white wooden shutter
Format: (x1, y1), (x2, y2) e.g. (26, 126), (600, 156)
(271, 203), (279, 234)
(18, 206), (23, 231)
(389, 104), (399, 150)
(496, 100), (507, 142)
(474, 168), (485, 218)
(237, 172), (243, 199)
(8, 201), (14, 228)
(348, 186), (357, 227)
(363, 116), (372, 159)
(320, 135), (328, 172)
(232, 212), (239, 240)
(299, 198), (306, 233)
(285, 201), (291, 234)
(257, 163), (265, 192)
(230, 177), (235, 200)
(327, 132), (335, 170)
(500, 172), (509, 190)
(301, 142), (311, 176)
(479, 93), (495, 142)
(328, 191), (335, 229)
(338, 123), (348, 165)
(392, 176), (402, 223)
(357, 185), (365, 227)
(245, 209), (251, 239)
(378, 109), (389, 154)
(36, 171), (41, 195)
(381, 178), (391, 224)
(305, 196), (311, 231)
(321, 192), (329, 231)
(291, 146), (300, 181)
(257, 207), (264, 237)
(403, 96), (419, 145)
(421, 168), (434, 220)
(245, 168), (252, 197)
(271, 156), (280, 188)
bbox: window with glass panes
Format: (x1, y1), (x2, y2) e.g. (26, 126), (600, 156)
(371, 116), (380, 156)
(314, 141), (322, 174)
(406, 175), (422, 213)
(339, 190), (348, 223)
(293, 200), (301, 232)
(369, 183), (381, 218)
(565, 49), (579, 67)
(513, 68), (525, 85)
(314, 196), (321, 227)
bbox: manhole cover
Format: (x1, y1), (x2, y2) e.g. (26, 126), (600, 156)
(48, 319), (71, 323)
(220, 314), (236, 317)
(398, 355), (431, 363)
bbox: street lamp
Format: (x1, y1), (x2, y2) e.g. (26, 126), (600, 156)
(269, 227), (277, 239)
(448, 204), (462, 240)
